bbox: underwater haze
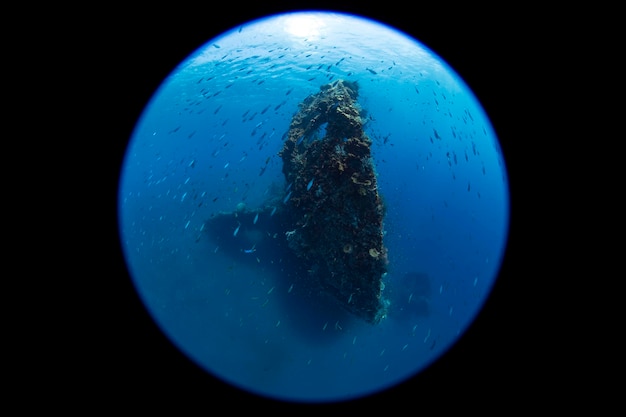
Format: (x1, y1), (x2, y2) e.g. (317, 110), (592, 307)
(118, 11), (510, 403)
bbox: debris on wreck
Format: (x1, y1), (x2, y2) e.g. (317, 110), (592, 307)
(277, 79), (388, 324)
(204, 79), (389, 324)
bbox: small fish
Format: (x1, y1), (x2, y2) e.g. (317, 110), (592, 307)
(270, 206), (277, 216)
(181, 192), (187, 202)
(408, 293), (413, 303)
(243, 245), (256, 254)
(267, 286), (274, 295)
(185, 220), (190, 229)
(233, 222), (241, 237)
(288, 284), (294, 293)
(322, 322), (328, 331)
(307, 178), (314, 191)
(366, 68), (377, 75)
(253, 213), (259, 224)
(283, 191), (292, 204)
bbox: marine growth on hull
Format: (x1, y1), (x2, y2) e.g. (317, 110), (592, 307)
(206, 80), (389, 324)
(279, 80), (388, 323)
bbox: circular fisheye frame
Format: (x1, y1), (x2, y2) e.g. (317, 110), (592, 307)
(118, 11), (510, 403)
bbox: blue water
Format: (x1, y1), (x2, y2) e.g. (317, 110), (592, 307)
(118, 12), (509, 403)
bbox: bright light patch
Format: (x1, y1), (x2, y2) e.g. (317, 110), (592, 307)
(284, 14), (325, 38)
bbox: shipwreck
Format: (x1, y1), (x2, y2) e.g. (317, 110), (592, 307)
(205, 80), (389, 324)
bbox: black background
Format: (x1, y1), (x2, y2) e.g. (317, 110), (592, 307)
(78, 1), (539, 411)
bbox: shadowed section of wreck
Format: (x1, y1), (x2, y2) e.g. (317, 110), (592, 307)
(206, 80), (389, 324)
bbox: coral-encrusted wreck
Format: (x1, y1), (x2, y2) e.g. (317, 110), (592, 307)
(278, 80), (388, 323)
(205, 80), (388, 324)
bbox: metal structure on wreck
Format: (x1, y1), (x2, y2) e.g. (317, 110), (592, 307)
(278, 79), (388, 324)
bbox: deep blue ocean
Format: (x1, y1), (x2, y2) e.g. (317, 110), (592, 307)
(118, 12), (509, 403)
